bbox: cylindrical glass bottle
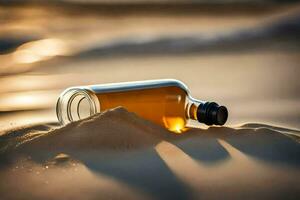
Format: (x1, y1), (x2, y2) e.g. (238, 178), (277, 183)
(56, 79), (228, 133)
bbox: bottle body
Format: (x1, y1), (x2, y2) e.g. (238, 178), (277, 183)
(56, 79), (227, 133)
(96, 85), (190, 133)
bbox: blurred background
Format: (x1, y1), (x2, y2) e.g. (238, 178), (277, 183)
(0, 0), (299, 131)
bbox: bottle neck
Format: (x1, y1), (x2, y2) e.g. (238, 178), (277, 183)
(186, 97), (204, 121)
(186, 96), (228, 126)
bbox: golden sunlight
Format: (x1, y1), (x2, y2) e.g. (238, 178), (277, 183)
(162, 117), (188, 133)
(13, 38), (68, 64)
(0, 91), (57, 111)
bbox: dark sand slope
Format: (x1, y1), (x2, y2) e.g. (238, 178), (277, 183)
(0, 107), (300, 200)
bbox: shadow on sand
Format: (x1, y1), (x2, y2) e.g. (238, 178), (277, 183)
(0, 122), (299, 200)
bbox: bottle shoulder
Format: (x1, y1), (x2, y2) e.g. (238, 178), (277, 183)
(87, 79), (190, 94)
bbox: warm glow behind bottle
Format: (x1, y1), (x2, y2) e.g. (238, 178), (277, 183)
(56, 79), (228, 133)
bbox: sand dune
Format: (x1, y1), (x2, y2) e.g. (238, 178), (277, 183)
(0, 107), (299, 200)
(1, 107), (298, 156)
(17, 107), (172, 152)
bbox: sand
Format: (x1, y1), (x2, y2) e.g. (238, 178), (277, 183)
(0, 107), (299, 200)
(1, 3), (300, 200)
(11, 107), (172, 153)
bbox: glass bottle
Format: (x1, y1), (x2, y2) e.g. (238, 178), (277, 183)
(56, 79), (228, 133)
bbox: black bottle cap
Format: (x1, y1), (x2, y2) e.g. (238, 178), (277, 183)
(197, 102), (228, 126)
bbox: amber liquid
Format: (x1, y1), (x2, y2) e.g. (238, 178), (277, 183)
(96, 86), (188, 133)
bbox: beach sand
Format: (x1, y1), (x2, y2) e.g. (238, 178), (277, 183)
(0, 2), (300, 200)
(0, 107), (299, 200)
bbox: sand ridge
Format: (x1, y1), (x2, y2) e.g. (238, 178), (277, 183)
(13, 107), (174, 154)
(0, 107), (299, 156)
(0, 106), (298, 161)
